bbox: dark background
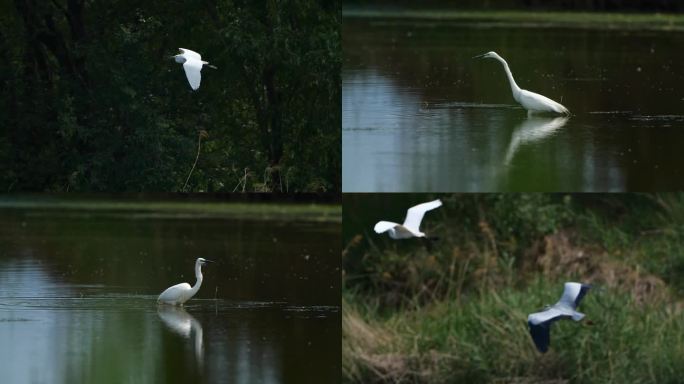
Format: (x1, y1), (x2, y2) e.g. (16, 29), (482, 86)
(0, 0), (340, 192)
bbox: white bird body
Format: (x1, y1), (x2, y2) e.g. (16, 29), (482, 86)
(474, 51), (569, 116)
(374, 199), (442, 239)
(527, 282), (591, 353)
(172, 48), (215, 91)
(158, 258), (213, 306)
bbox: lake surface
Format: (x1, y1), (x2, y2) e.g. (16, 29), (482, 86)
(0, 201), (340, 384)
(343, 16), (684, 192)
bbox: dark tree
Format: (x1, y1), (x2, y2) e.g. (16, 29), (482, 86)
(0, 0), (340, 192)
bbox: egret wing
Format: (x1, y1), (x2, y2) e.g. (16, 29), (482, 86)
(402, 199), (442, 232)
(374, 221), (399, 234)
(179, 48), (202, 60)
(528, 320), (551, 353)
(528, 307), (566, 325)
(519, 89), (569, 115)
(527, 307), (567, 353)
(158, 282), (192, 303)
(183, 59), (203, 90)
(559, 282), (591, 308)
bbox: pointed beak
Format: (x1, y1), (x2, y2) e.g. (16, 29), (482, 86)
(472, 53), (487, 59)
(203, 259), (215, 264)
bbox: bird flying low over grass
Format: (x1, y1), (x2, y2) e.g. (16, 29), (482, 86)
(473, 51), (570, 116)
(374, 199), (443, 239)
(527, 282), (592, 353)
(171, 48), (217, 91)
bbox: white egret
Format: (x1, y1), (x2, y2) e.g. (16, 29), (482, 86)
(171, 48), (217, 91)
(374, 199), (442, 239)
(527, 282), (591, 353)
(473, 51), (570, 116)
(158, 258), (214, 306)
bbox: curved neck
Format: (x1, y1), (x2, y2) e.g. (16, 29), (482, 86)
(190, 262), (203, 296)
(494, 56), (521, 99)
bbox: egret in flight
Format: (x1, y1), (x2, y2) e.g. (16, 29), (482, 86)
(527, 282), (591, 353)
(473, 51), (570, 116)
(158, 258), (214, 306)
(374, 199), (442, 239)
(172, 48), (217, 90)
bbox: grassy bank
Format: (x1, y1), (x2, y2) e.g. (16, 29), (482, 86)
(343, 194), (684, 383)
(343, 8), (684, 31)
(0, 196), (341, 223)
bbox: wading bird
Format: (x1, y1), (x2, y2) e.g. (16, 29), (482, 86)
(374, 199), (442, 239)
(171, 48), (217, 91)
(473, 51), (570, 116)
(158, 258), (214, 306)
(527, 282), (591, 353)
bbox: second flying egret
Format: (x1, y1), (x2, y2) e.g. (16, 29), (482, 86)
(374, 199), (443, 239)
(527, 282), (592, 353)
(172, 48), (217, 91)
(473, 51), (570, 116)
(158, 257), (214, 306)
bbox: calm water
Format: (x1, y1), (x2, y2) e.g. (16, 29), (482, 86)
(0, 203), (340, 384)
(343, 17), (684, 192)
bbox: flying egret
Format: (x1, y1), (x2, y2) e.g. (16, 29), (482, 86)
(158, 258), (214, 306)
(527, 282), (591, 353)
(473, 51), (570, 116)
(374, 199), (442, 239)
(171, 48), (217, 91)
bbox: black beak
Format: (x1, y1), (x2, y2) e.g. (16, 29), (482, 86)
(203, 259), (215, 264)
(472, 53), (487, 59)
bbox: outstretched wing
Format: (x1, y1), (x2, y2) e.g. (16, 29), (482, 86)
(179, 48), (202, 60)
(559, 282), (591, 309)
(527, 307), (568, 353)
(374, 221), (399, 234)
(183, 59), (203, 90)
(528, 320), (551, 353)
(402, 199), (442, 232)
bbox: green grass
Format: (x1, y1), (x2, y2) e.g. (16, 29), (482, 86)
(344, 281), (684, 383)
(343, 8), (684, 31)
(344, 194), (684, 383)
(0, 196), (341, 223)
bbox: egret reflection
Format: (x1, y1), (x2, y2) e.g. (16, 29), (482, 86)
(157, 306), (204, 366)
(504, 117), (569, 165)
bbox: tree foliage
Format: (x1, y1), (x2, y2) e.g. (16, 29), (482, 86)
(0, 0), (340, 192)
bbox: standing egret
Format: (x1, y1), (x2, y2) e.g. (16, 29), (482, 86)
(171, 48), (217, 91)
(473, 51), (570, 116)
(527, 282), (591, 353)
(374, 199), (442, 239)
(158, 258), (214, 306)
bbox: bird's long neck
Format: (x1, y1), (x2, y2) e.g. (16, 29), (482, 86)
(190, 262), (204, 296)
(495, 56), (521, 100)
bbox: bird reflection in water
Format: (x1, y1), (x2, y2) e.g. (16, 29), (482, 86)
(504, 116), (569, 165)
(157, 306), (204, 366)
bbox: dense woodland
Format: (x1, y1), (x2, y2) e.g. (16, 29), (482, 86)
(0, 0), (340, 192)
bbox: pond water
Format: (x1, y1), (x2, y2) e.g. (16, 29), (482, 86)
(343, 17), (684, 192)
(0, 202), (340, 384)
